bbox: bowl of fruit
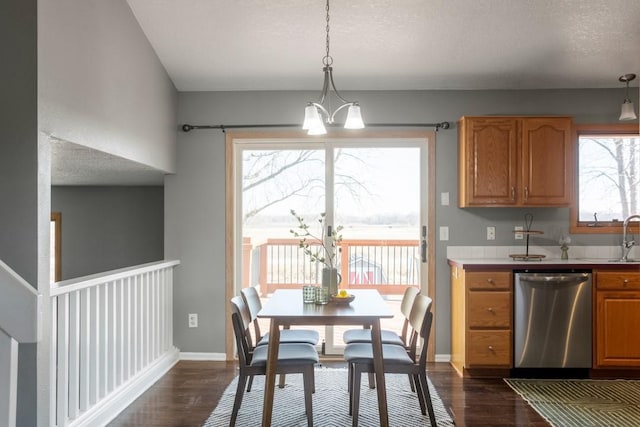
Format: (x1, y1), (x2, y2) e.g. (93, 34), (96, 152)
(330, 289), (355, 304)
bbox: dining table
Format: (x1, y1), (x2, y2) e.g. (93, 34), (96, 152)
(257, 288), (394, 426)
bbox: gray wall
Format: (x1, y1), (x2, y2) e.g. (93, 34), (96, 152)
(38, 0), (178, 173)
(52, 186), (165, 280)
(168, 88), (638, 356)
(0, 1), (39, 425)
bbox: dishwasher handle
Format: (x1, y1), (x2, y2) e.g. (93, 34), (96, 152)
(517, 273), (590, 284)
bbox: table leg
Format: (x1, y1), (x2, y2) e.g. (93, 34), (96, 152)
(262, 320), (280, 427)
(371, 320), (389, 426)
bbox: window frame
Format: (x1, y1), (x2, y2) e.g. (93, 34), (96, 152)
(570, 123), (640, 234)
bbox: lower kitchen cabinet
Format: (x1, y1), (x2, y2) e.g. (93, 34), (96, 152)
(451, 266), (513, 376)
(595, 271), (640, 368)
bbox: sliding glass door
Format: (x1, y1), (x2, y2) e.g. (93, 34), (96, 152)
(234, 136), (431, 354)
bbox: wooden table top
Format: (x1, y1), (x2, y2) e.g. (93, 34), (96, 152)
(258, 289), (394, 323)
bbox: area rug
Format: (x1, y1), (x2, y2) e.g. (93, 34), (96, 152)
(505, 378), (640, 427)
(203, 368), (455, 426)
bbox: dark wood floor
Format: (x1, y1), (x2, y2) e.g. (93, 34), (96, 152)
(109, 360), (549, 427)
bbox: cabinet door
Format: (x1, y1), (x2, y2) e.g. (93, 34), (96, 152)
(521, 117), (573, 206)
(595, 291), (640, 367)
(460, 118), (518, 206)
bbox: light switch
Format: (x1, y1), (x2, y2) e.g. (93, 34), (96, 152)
(439, 226), (449, 241)
(441, 192), (450, 206)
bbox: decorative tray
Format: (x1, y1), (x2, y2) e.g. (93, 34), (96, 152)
(330, 294), (355, 304)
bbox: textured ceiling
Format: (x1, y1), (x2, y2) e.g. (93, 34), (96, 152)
(127, 0), (640, 91)
(51, 140), (165, 186)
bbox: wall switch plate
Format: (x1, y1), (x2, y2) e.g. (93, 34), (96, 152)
(487, 226), (496, 240)
(188, 313), (198, 328)
(514, 226), (524, 240)
(441, 192), (450, 206)
(439, 226), (449, 241)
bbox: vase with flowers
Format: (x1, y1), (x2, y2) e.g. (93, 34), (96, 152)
(290, 210), (343, 299)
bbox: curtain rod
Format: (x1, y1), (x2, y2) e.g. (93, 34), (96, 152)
(180, 122), (451, 133)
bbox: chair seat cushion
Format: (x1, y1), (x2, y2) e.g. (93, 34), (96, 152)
(342, 328), (404, 346)
(251, 343), (319, 366)
(257, 329), (320, 346)
(344, 343), (413, 365)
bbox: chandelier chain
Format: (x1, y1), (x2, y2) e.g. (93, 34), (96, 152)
(323, 0), (332, 66)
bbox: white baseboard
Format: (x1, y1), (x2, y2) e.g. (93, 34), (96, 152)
(69, 347), (180, 427)
(180, 352), (227, 361)
(434, 354), (451, 363)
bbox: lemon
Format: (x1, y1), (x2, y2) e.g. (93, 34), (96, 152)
(338, 289), (348, 297)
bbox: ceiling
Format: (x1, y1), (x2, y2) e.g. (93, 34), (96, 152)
(54, 0), (640, 186)
(126, 0), (640, 91)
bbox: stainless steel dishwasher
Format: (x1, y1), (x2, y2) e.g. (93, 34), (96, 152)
(514, 271), (592, 368)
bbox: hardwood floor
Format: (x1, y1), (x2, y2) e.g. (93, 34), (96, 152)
(109, 360), (549, 427)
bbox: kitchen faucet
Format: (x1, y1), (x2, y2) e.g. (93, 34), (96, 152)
(621, 214), (640, 261)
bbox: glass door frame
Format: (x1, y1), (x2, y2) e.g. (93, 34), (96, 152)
(224, 130), (436, 361)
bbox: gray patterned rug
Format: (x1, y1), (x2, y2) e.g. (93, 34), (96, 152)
(505, 378), (640, 427)
(204, 368), (455, 426)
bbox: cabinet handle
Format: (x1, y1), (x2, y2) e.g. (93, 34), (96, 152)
(623, 279), (629, 286)
(487, 307), (494, 313)
(511, 187), (515, 200)
(524, 186), (529, 200)
(487, 278), (494, 284)
(488, 345), (494, 352)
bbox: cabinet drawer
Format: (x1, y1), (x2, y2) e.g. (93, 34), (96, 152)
(467, 330), (512, 366)
(596, 271), (640, 290)
(466, 271), (512, 290)
(467, 292), (511, 328)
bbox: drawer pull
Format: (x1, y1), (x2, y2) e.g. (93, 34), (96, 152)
(487, 307), (494, 313)
(488, 345), (494, 352)
(487, 278), (494, 284)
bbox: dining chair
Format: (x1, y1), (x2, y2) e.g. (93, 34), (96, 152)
(342, 286), (419, 347)
(230, 296), (319, 427)
(241, 286), (320, 347)
(343, 286), (420, 391)
(344, 294), (436, 427)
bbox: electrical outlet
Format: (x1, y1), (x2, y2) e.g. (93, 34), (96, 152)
(188, 313), (198, 328)
(514, 226), (524, 240)
(487, 226), (496, 240)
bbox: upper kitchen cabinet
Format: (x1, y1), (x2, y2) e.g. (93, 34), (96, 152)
(458, 116), (574, 207)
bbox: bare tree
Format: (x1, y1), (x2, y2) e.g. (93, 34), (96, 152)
(582, 136), (639, 218)
(242, 149), (370, 221)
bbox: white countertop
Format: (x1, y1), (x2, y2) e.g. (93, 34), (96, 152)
(447, 257), (640, 268)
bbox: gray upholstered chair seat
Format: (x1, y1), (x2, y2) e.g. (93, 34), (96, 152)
(342, 329), (404, 346)
(251, 343), (320, 367)
(257, 329), (320, 346)
(344, 343), (412, 365)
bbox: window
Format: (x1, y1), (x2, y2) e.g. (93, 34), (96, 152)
(571, 124), (640, 233)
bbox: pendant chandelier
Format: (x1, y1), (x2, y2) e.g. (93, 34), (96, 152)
(619, 73), (637, 121)
(303, 0), (364, 135)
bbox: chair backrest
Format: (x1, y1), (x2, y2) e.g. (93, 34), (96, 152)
(230, 296), (254, 366)
(241, 286), (264, 340)
(406, 294), (433, 367)
(399, 287), (420, 343)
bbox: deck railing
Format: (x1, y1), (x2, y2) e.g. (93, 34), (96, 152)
(49, 260), (179, 427)
(255, 238), (420, 295)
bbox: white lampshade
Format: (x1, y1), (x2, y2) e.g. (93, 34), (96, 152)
(619, 100), (638, 121)
(307, 121), (327, 135)
(303, 105), (323, 130)
(344, 104), (365, 129)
